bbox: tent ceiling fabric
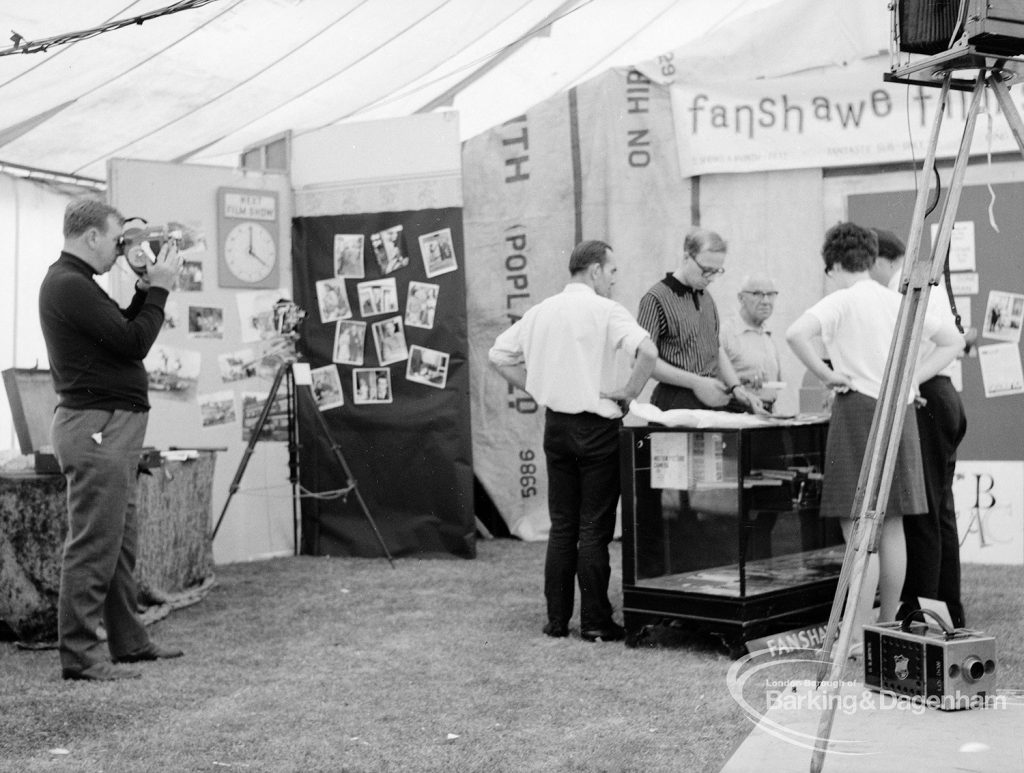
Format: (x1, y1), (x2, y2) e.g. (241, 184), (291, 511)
(0, 0), (859, 181)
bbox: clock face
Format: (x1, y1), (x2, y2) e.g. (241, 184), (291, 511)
(224, 222), (277, 283)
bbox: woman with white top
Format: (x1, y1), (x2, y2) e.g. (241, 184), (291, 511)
(786, 222), (963, 640)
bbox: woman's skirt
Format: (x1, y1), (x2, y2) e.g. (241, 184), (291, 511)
(819, 390), (927, 519)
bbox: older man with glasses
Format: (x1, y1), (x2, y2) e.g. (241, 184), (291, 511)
(637, 227), (766, 414)
(721, 273), (783, 412)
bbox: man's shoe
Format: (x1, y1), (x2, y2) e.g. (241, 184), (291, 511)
(543, 621), (569, 638)
(581, 621), (626, 642)
(113, 643), (184, 663)
(62, 662), (141, 681)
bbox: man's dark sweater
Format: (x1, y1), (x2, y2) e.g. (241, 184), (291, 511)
(39, 252), (168, 411)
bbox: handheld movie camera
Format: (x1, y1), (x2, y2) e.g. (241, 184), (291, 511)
(117, 217), (184, 278)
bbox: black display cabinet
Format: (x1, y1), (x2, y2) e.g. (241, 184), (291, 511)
(620, 419), (844, 655)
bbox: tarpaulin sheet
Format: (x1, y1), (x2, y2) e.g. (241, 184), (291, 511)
(292, 209), (474, 558)
(463, 68), (692, 540)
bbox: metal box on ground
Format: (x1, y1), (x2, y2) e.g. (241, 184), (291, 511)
(864, 615), (997, 710)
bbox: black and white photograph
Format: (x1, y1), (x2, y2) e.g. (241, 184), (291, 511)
(240, 391), (291, 442)
(370, 224), (410, 274)
(371, 316), (408, 365)
(333, 319), (367, 365)
(173, 259), (204, 291)
(405, 281), (439, 329)
(418, 227), (457, 278)
(162, 300), (181, 330)
(352, 367), (393, 405)
(198, 390), (237, 428)
(983, 290), (1024, 343)
(217, 348), (257, 383)
(406, 345), (449, 389)
(310, 364), (344, 411)
(333, 233), (365, 278)
(356, 277), (399, 317)
(236, 290), (284, 343)
(315, 277), (352, 323)
(143, 345), (201, 398)
(187, 305), (225, 339)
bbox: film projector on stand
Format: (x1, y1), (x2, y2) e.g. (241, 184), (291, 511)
(210, 300), (394, 568)
(809, 2), (1024, 770)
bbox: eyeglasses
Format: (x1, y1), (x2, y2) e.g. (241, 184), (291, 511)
(690, 253), (725, 278)
(741, 290), (778, 300)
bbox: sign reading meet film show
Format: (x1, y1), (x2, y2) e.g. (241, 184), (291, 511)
(671, 65), (1024, 177)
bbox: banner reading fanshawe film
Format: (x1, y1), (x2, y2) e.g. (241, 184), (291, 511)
(670, 65), (1024, 178)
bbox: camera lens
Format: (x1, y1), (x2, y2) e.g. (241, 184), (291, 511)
(962, 656), (985, 682)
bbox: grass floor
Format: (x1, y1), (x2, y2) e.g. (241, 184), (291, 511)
(1, 539), (1021, 773)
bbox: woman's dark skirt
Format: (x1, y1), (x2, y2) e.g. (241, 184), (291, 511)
(819, 390), (927, 519)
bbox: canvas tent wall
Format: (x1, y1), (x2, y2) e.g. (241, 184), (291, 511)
(466, 0), (1024, 539)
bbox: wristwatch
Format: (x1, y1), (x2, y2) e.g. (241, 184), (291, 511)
(726, 383), (741, 396)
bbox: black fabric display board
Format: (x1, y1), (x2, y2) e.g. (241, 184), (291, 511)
(849, 183), (1023, 462)
(291, 209), (474, 558)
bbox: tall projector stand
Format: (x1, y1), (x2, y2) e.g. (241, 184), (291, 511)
(809, 50), (1024, 772)
(211, 360), (395, 568)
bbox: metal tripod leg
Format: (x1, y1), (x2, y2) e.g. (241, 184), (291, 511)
(211, 362), (292, 541)
(294, 380), (396, 568)
(809, 69), (992, 772)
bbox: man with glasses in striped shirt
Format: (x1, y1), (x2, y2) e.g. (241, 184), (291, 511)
(637, 227), (766, 415)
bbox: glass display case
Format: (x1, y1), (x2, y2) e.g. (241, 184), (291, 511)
(619, 419), (844, 655)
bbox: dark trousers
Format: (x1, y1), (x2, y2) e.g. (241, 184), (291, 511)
(900, 376), (968, 627)
(51, 407), (151, 671)
(543, 410), (621, 631)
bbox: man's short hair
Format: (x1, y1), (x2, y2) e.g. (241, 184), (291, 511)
(63, 197), (123, 239)
(684, 227), (727, 258)
(822, 222), (877, 273)
(568, 239), (612, 275)
(872, 228), (906, 262)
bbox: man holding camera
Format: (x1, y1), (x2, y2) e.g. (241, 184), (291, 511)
(39, 197), (184, 681)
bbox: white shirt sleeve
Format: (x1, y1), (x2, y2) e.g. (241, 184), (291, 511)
(488, 319), (525, 366)
(606, 301), (650, 358)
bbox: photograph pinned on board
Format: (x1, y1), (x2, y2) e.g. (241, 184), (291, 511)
(334, 233), (365, 278)
(174, 260), (204, 291)
(240, 390), (291, 442)
(187, 305), (225, 338)
(162, 300), (181, 331)
(236, 290), (286, 343)
(310, 364), (345, 411)
(982, 290), (1024, 343)
(315, 277), (353, 323)
(198, 390), (238, 428)
(419, 227), (457, 278)
(356, 277), (399, 317)
(144, 345), (201, 398)
(217, 348), (257, 383)
(333, 319), (367, 365)
(406, 345), (449, 389)
(353, 367), (393, 405)
(370, 225), (410, 275)
(405, 281), (439, 329)
(371, 316), (408, 366)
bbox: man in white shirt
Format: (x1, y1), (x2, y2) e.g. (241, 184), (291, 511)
(489, 240), (657, 642)
(721, 272), (783, 411)
(870, 228), (968, 627)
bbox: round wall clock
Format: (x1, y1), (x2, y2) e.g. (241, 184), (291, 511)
(217, 187), (282, 289)
(224, 221), (277, 283)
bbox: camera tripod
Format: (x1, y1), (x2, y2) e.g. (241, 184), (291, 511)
(211, 360), (395, 568)
(808, 48), (1024, 772)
